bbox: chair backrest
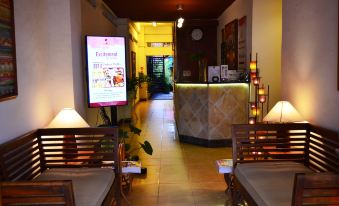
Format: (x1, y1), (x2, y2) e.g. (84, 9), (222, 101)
(292, 173), (339, 206)
(0, 130), (43, 181)
(307, 125), (339, 173)
(231, 123), (339, 173)
(0, 127), (121, 181)
(0, 180), (75, 206)
(232, 123), (309, 166)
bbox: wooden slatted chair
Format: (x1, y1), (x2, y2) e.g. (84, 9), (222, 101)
(1, 180), (75, 206)
(292, 173), (339, 206)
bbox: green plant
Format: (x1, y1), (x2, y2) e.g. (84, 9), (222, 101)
(98, 107), (153, 161)
(127, 73), (152, 98)
(119, 122), (153, 161)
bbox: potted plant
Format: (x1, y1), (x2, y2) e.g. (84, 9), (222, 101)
(127, 73), (152, 120)
(98, 107), (153, 162)
(118, 120), (153, 161)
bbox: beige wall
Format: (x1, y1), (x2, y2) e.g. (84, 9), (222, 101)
(45, 0), (77, 114)
(252, 0), (282, 110)
(282, 0), (339, 131)
(0, 0), (84, 143)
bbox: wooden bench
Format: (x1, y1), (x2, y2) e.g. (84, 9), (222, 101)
(0, 127), (122, 206)
(231, 123), (339, 206)
(292, 173), (339, 205)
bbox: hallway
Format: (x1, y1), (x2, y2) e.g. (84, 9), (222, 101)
(123, 100), (232, 206)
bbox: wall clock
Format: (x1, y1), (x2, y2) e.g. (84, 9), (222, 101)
(191, 28), (203, 41)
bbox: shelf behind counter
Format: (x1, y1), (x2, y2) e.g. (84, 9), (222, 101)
(174, 82), (249, 147)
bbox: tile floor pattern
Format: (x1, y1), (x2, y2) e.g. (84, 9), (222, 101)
(121, 100), (233, 206)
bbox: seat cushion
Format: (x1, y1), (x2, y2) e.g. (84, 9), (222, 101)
(35, 168), (115, 206)
(234, 161), (313, 206)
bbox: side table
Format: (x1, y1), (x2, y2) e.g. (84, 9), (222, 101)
(121, 161), (141, 191)
(215, 159), (234, 203)
(120, 161), (142, 206)
(215, 159), (233, 190)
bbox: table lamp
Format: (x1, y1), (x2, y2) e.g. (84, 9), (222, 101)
(47, 108), (89, 159)
(263, 101), (304, 123)
(47, 108), (89, 128)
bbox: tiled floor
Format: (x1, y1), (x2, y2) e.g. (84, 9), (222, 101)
(122, 100), (232, 206)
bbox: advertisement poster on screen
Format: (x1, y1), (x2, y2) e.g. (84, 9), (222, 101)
(86, 36), (127, 107)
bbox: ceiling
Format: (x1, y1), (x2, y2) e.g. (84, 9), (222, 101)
(103, 0), (235, 22)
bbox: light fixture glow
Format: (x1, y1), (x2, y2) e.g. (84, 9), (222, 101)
(250, 61), (257, 70)
(177, 17), (184, 28)
(152, 21), (157, 27)
(253, 77), (260, 86)
(249, 117), (256, 124)
(47, 108), (89, 128)
(252, 108), (260, 116)
(263, 101), (304, 123)
(259, 95), (266, 103)
(176, 4), (184, 28)
(258, 86), (265, 95)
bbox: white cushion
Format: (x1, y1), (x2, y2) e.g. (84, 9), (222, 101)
(235, 161), (313, 206)
(35, 168), (115, 206)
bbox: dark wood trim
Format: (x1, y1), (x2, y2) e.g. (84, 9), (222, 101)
(178, 134), (232, 147)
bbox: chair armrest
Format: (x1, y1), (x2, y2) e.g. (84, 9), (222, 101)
(0, 180), (75, 206)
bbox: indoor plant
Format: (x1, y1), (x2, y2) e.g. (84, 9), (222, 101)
(99, 107), (153, 161)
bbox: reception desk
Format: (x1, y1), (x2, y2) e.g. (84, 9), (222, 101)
(174, 83), (249, 147)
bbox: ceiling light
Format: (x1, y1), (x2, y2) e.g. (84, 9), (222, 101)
(176, 4), (184, 28)
(176, 4), (183, 11)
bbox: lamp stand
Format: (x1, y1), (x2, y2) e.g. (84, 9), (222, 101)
(110, 106), (118, 126)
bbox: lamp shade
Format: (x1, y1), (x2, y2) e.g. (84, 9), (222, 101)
(47, 108), (89, 128)
(263, 101), (304, 123)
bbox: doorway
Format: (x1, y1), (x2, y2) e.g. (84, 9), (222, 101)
(147, 56), (173, 99)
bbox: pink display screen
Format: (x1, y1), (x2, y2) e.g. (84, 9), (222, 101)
(85, 36), (127, 107)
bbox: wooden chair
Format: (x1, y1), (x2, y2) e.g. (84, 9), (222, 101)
(292, 173), (339, 206)
(1, 180), (75, 206)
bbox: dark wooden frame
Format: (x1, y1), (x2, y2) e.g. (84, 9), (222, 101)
(224, 19), (238, 70)
(0, 127), (122, 206)
(292, 173), (339, 205)
(1, 180), (75, 205)
(231, 123), (339, 205)
(0, 0), (17, 102)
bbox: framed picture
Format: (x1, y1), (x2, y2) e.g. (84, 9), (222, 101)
(0, 0), (17, 102)
(224, 19), (238, 70)
(238, 16), (247, 70)
(220, 65), (228, 82)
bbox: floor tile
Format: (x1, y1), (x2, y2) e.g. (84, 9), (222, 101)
(126, 100), (231, 205)
(158, 195), (195, 206)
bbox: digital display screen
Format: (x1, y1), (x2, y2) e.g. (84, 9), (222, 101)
(85, 36), (127, 107)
